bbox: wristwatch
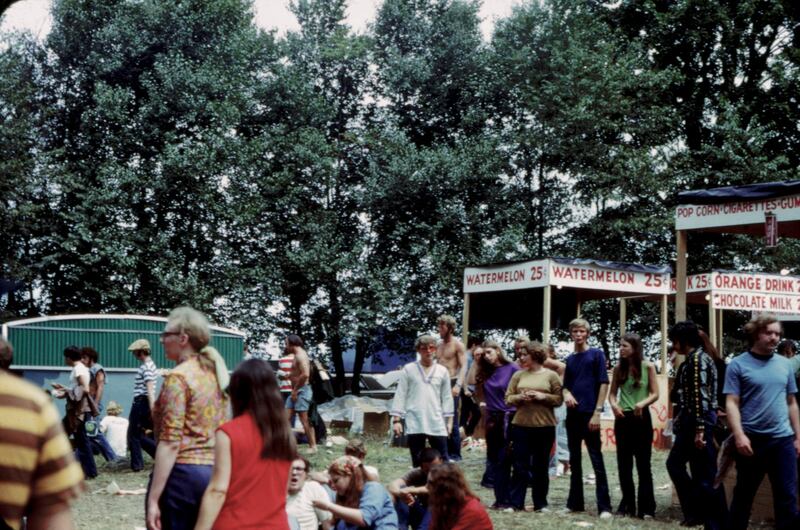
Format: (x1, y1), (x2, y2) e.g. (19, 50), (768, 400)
(595, 407), (604, 412)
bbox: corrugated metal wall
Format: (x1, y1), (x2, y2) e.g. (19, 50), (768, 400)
(6, 316), (245, 369)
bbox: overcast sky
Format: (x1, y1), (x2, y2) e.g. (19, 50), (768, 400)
(1, 0), (522, 41)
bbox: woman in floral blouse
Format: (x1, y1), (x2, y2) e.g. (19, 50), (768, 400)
(146, 306), (230, 530)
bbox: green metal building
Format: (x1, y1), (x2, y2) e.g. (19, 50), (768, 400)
(2, 314), (246, 418)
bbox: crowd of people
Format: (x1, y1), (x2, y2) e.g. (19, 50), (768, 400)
(2, 309), (800, 529)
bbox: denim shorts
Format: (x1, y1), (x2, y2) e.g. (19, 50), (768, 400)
(285, 384), (313, 412)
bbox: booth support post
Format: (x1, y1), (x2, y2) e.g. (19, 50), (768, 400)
(708, 301), (717, 349)
(661, 294), (668, 374)
(620, 298), (627, 337)
(716, 309), (724, 356)
(461, 293), (470, 345)
(543, 285), (552, 344)
(676, 229), (688, 321)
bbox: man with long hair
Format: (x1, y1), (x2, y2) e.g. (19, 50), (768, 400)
(666, 320), (726, 529)
(285, 334), (317, 454)
(436, 315), (466, 461)
(725, 314), (800, 530)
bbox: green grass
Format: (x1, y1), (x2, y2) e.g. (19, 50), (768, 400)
(74, 439), (688, 529)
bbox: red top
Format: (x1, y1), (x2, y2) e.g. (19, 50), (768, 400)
(451, 497), (493, 530)
(212, 414), (291, 529)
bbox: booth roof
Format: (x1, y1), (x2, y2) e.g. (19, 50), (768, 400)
(678, 180), (800, 205)
(467, 256), (671, 274)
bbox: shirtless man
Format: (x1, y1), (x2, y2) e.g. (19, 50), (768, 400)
(285, 334), (317, 454)
(436, 314), (467, 461)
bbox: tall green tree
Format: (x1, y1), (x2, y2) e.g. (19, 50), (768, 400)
(37, 0), (266, 315)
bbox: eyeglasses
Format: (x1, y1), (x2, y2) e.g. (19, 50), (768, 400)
(290, 466), (307, 473)
(160, 331), (181, 339)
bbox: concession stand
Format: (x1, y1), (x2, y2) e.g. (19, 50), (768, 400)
(674, 180), (800, 321)
(674, 180), (800, 523)
(461, 257), (673, 449)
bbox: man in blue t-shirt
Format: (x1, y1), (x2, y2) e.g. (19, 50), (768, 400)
(562, 318), (612, 518)
(725, 314), (800, 530)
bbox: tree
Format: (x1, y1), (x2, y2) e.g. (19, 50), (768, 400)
(35, 0), (266, 315)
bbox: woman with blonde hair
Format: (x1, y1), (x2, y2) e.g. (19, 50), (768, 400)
(146, 306), (230, 530)
(428, 463), (492, 530)
(311, 455), (397, 529)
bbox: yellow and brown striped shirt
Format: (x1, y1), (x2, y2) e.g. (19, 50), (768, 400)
(0, 371), (85, 530)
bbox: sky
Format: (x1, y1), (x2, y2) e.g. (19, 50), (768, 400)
(1, 0), (523, 41)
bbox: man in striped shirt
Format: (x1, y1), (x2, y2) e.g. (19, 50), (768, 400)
(127, 339), (158, 472)
(0, 338), (84, 530)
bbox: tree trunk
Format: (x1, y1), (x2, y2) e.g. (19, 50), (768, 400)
(328, 280), (346, 396)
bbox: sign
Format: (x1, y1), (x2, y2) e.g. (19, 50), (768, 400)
(711, 292), (800, 314)
(463, 260), (548, 293)
(675, 194), (800, 230)
(765, 211), (778, 247)
(463, 259), (671, 295)
(670, 273), (712, 293)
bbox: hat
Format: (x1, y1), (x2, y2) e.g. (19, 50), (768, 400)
(106, 401), (123, 415)
(128, 339), (151, 352)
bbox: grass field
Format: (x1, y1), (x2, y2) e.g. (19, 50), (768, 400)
(74, 438), (691, 529)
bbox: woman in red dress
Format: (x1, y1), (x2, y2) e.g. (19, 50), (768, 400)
(428, 463), (493, 530)
(195, 359), (298, 529)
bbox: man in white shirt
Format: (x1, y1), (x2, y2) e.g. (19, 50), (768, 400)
(391, 335), (454, 466)
(100, 401), (129, 458)
(287, 457), (332, 530)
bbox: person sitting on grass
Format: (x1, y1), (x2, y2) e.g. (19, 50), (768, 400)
(287, 457), (333, 530)
(427, 463), (493, 530)
(312, 455), (398, 530)
(100, 401), (129, 461)
(388, 448), (443, 530)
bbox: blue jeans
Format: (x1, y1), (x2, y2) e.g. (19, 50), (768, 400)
(91, 430), (119, 461)
(566, 410), (611, 512)
(73, 414), (97, 479)
(147, 464), (212, 530)
(485, 410), (512, 506)
(395, 499), (431, 530)
(128, 396), (156, 471)
(510, 425), (555, 510)
(447, 386), (461, 460)
(730, 433), (799, 530)
(666, 416), (727, 529)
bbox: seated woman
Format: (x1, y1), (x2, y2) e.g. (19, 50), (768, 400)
(428, 463), (492, 530)
(312, 455), (397, 530)
(195, 359), (298, 529)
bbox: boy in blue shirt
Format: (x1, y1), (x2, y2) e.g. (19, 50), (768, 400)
(725, 314), (800, 530)
(562, 318), (612, 518)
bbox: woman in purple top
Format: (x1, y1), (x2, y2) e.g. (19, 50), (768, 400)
(476, 340), (519, 509)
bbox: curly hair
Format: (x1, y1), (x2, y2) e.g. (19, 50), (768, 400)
(428, 463), (476, 530)
(329, 455), (366, 509)
(744, 314), (781, 347)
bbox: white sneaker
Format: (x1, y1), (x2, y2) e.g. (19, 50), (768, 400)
(536, 507), (551, 513)
(599, 511), (613, 519)
(559, 508), (574, 515)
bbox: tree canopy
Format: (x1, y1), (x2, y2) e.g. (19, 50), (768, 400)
(2, 0), (799, 390)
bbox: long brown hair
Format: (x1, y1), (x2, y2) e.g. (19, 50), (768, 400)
(329, 455), (366, 509)
(476, 340), (511, 383)
(228, 359), (297, 461)
(428, 463), (477, 530)
(615, 333), (643, 388)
